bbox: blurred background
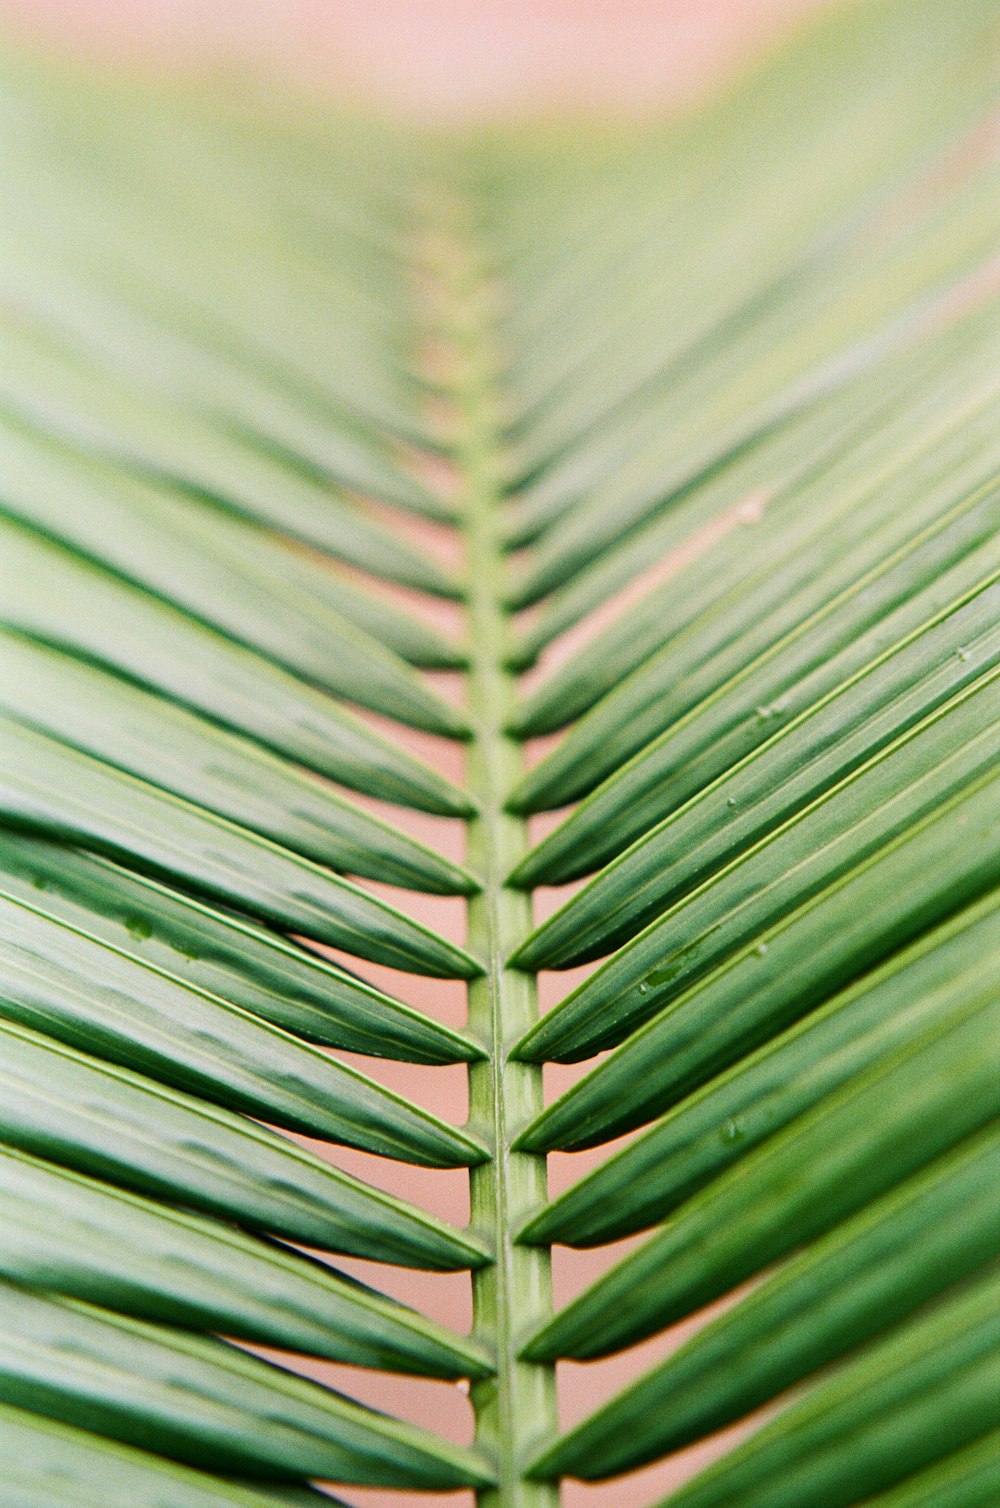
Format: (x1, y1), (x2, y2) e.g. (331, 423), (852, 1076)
(0, 0), (832, 117)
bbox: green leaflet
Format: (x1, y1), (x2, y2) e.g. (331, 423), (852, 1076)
(0, 315), (459, 594)
(0, 1402), (349, 1508)
(869, 1427), (1000, 1507)
(0, 1019), (489, 1270)
(522, 989), (1000, 1361)
(0, 714), (480, 978)
(500, 0), (1000, 418)
(517, 762), (1000, 1152)
(511, 427), (1000, 818)
(504, 142), (995, 524)
(509, 411), (857, 668)
(512, 300), (1000, 730)
(0, 1145), (490, 1378)
(0, 887), (484, 1167)
(506, 151), (1000, 608)
(0, 1283), (494, 1489)
(0, 513), (471, 746)
(659, 1265), (1000, 1508)
(512, 508), (1000, 885)
(0, 89), (443, 491)
(507, 255), (837, 512)
(531, 1120), (1000, 1477)
(506, 337), (968, 667)
(0, 234), (442, 518)
(0, 831), (480, 1065)
(515, 669), (1000, 1067)
(0, 630), (475, 896)
(0, 407), (463, 679)
(521, 886), (1000, 1247)
(514, 570), (1000, 960)
(498, 0), (999, 437)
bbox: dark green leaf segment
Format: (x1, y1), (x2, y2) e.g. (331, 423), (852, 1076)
(425, 191), (559, 1505)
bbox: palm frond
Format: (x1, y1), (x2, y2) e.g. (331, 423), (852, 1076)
(3, 0), (1000, 1503)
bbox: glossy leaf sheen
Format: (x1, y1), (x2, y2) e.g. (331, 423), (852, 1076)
(516, 674), (1000, 1067)
(0, 830), (480, 1064)
(0, 714), (480, 978)
(0, 515), (471, 746)
(4, 6), (1000, 1501)
(0, 1019), (489, 1270)
(0, 629), (476, 896)
(0, 887), (484, 1167)
(522, 887), (1000, 1248)
(0, 1282), (494, 1488)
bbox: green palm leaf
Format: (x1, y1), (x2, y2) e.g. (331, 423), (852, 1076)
(3, 0), (1000, 1502)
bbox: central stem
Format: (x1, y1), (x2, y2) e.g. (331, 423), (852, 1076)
(429, 192), (559, 1505)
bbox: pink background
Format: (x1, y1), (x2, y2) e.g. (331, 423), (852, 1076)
(0, 0), (831, 1502)
(1, 0), (831, 117)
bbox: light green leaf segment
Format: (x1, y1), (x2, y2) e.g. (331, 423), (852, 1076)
(1, 0), (999, 1501)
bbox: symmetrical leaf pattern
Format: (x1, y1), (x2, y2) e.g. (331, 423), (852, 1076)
(1, 2), (999, 1504)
